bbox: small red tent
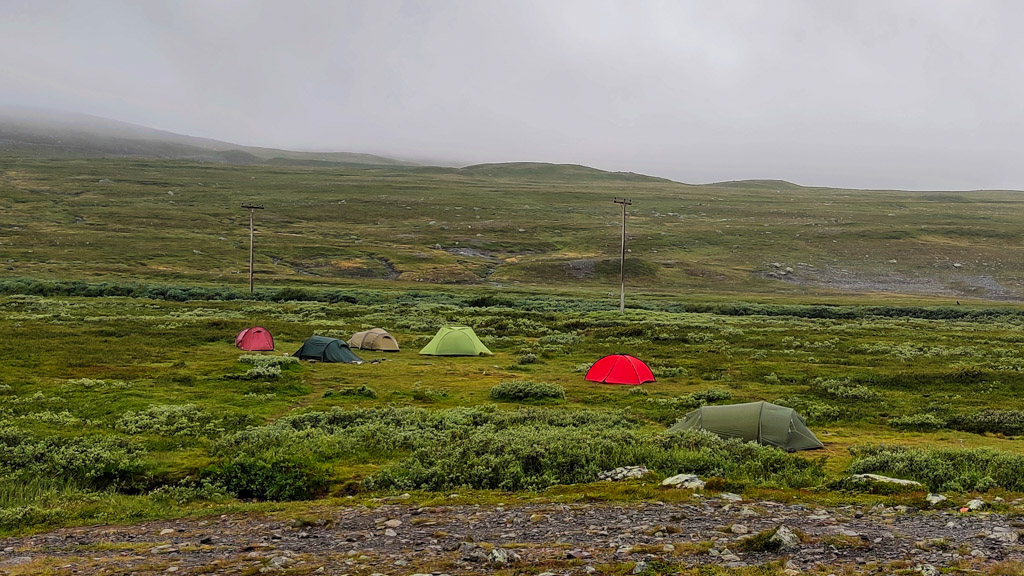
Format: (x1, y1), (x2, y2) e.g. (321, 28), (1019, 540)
(236, 327), (274, 351)
(585, 354), (655, 385)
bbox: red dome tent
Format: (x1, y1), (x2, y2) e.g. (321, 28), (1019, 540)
(235, 327), (275, 351)
(585, 354), (655, 385)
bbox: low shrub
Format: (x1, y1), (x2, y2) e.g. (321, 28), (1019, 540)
(516, 353), (539, 365)
(213, 451), (328, 501)
(774, 396), (844, 423)
(949, 410), (1024, 436)
(848, 444), (1024, 492)
(0, 426), (147, 492)
(235, 366), (281, 380)
(810, 377), (878, 401)
(412, 387), (450, 402)
(650, 365), (688, 378)
(238, 355), (299, 368)
(889, 413), (947, 431)
(685, 388), (732, 406)
(323, 385), (377, 399)
(490, 380), (565, 402)
(116, 404), (222, 438)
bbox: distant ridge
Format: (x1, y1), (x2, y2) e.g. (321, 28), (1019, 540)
(708, 179), (805, 190)
(0, 106), (413, 167)
(454, 162), (677, 183)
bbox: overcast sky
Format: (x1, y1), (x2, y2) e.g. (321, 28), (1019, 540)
(2, 0), (1022, 190)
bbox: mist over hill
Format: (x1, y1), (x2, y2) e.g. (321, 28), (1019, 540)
(0, 107), (414, 167)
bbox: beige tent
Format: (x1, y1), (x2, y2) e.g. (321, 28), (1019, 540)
(348, 328), (400, 352)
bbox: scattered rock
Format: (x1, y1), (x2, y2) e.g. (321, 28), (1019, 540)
(731, 524), (749, 535)
(769, 525), (802, 551)
(918, 563), (938, 576)
(0, 557), (31, 566)
(267, 555), (296, 570)
(383, 519), (402, 528)
(987, 527), (1019, 544)
(458, 542), (488, 563)
(925, 494), (947, 506)
(719, 492), (743, 502)
(159, 528), (175, 536)
(662, 474), (705, 489)
(632, 560), (648, 574)
(488, 547), (519, 565)
(599, 466), (650, 481)
(384, 528), (397, 537)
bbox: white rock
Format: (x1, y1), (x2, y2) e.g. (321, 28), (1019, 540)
(662, 474), (705, 489)
(966, 499), (986, 511)
(851, 473), (922, 487)
(918, 564), (938, 576)
(925, 493), (947, 506)
(384, 528), (397, 537)
(719, 492), (742, 502)
(731, 524), (749, 535)
(159, 528), (175, 536)
(383, 519), (402, 528)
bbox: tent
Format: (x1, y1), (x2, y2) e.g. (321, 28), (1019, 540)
(236, 326), (274, 351)
(294, 335), (364, 363)
(666, 401), (823, 452)
(348, 328), (400, 352)
(585, 354), (655, 385)
(419, 326), (492, 356)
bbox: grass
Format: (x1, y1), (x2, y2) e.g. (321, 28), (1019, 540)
(4, 154), (1024, 301)
(5, 156), (1024, 535)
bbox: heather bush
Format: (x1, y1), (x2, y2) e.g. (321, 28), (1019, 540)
(490, 380), (565, 402)
(116, 404), (222, 438)
(848, 444), (1024, 492)
(889, 413), (947, 431)
(238, 355), (299, 368)
(949, 410), (1024, 436)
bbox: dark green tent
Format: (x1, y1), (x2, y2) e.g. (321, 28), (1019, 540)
(666, 401), (823, 452)
(294, 336), (364, 364)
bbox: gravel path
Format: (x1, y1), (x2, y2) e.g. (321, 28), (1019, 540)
(2, 497), (1022, 575)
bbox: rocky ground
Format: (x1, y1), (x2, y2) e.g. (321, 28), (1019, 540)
(2, 494), (1023, 576)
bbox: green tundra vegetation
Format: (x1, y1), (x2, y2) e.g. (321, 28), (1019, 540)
(3, 155), (1024, 533)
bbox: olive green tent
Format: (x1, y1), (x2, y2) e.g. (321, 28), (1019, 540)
(294, 336), (364, 363)
(419, 326), (492, 356)
(348, 328), (400, 352)
(666, 401), (823, 452)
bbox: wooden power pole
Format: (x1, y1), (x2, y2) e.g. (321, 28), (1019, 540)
(612, 197), (632, 314)
(241, 204), (264, 293)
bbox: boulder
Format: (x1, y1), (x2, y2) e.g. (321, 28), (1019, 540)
(925, 493), (947, 506)
(662, 474), (705, 490)
(851, 474), (923, 487)
(965, 499), (986, 511)
(769, 525), (801, 551)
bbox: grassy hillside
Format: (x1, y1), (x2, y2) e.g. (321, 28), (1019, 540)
(2, 154), (1024, 301)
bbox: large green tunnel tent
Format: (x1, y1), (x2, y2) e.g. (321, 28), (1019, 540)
(667, 401), (823, 452)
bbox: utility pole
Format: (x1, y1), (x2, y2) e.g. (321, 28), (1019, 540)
(241, 204), (264, 293)
(612, 197), (632, 314)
